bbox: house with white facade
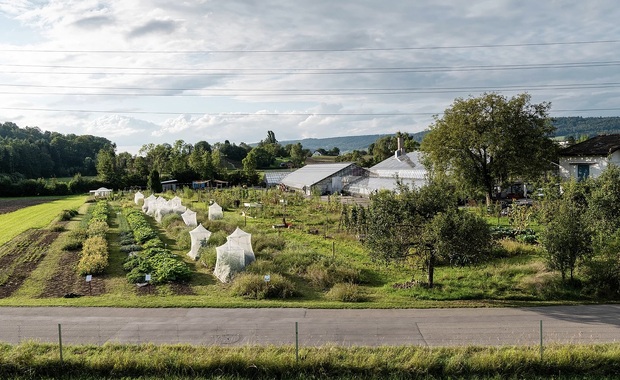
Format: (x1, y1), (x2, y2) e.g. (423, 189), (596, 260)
(559, 134), (620, 181)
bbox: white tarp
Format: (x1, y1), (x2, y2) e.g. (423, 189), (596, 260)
(188, 224), (211, 260)
(181, 209), (197, 226)
(213, 242), (245, 283)
(208, 202), (223, 220)
(134, 191), (144, 205)
(226, 227), (255, 266)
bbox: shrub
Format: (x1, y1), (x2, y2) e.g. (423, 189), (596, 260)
(198, 247), (217, 269)
(245, 258), (280, 275)
(231, 273), (296, 299)
(253, 234), (286, 253)
(305, 262), (361, 289)
(59, 209), (78, 221)
(62, 237), (83, 251)
(326, 283), (365, 302)
(161, 213), (183, 229)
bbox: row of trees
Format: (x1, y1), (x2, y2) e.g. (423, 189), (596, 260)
(0, 122), (113, 179)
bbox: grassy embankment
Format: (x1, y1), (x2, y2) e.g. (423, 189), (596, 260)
(2, 342), (620, 379)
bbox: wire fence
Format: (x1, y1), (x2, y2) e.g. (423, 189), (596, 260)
(0, 319), (618, 347)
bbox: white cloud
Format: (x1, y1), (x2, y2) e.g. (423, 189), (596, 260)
(1, 0), (620, 153)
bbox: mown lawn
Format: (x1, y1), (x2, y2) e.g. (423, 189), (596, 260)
(0, 195), (87, 246)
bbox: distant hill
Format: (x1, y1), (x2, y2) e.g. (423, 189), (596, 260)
(280, 131), (428, 152)
(278, 117), (620, 152)
(552, 116), (620, 138)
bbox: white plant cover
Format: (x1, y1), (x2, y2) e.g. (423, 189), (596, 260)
(208, 202), (223, 220)
(213, 242), (245, 283)
(170, 196), (183, 208)
(172, 205), (187, 213)
(142, 194), (156, 213)
(134, 191), (144, 205)
(188, 223), (211, 260)
(226, 227), (255, 265)
(154, 205), (174, 222)
(181, 209), (197, 226)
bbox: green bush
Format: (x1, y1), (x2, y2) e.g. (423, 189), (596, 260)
(198, 247), (217, 269)
(59, 209), (78, 221)
(253, 234), (286, 253)
(245, 258), (280, 275)
(305, 262), (361, 289)
(231, 273), (296, 299)
(326, 282), (366, 302)
(161, 213), (183, 229)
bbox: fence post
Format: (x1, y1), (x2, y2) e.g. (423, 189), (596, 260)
(295, 321), (299, 364)
(58, 323), (63, 365)
(540, 320), (543, 361)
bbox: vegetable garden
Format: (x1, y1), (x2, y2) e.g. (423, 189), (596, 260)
(0, 188), (603, 308)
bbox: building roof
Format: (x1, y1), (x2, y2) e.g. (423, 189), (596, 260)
(345, 176), (426, 195)
(560, 134), (620, 156)
(264, 170), (294, 185)
(281, 163), (355, 189)
(369, 151), (427, 179)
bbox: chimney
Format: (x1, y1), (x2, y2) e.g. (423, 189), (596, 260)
(395, 134), (406, 158)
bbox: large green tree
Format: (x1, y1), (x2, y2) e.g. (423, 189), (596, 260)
(365, 180), (492, 287)
(420, 93), (557, 205)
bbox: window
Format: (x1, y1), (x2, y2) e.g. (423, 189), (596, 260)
(577, 164), (590, 181)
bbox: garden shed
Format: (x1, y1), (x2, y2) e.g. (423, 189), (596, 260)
(187, 224), (211, 260)
(90, 187), (113, 197)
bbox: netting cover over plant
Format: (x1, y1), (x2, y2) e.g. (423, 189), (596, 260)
(134, 191), (144, 205)
(181, 209), (197, 226)
(214, 242), (245, 282)
(213, 228), (255, 282)
(188, 223), (211, 260)
(208, 202), (223, 220)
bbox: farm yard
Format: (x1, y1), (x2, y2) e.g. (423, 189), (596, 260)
(0, 189), (590, 308)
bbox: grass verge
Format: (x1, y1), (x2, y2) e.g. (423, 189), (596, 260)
(1, 342), (620, 379)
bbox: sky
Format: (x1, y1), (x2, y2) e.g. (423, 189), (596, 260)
(1, 0), (620, 154)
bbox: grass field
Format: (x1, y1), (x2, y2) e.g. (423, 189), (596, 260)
(0, 195), (88, 246)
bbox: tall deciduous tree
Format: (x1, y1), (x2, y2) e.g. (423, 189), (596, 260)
(420, 93), (557, 205)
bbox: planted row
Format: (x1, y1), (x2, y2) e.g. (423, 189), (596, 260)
(77, 201), (109, 276)
(122, 206), (191, 284)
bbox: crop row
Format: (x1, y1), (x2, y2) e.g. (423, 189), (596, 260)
(122, 206), (191, 284)
(77, 201), (110, 276)
(0, 230), (55, 291)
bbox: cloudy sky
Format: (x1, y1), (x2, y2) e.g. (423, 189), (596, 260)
(1, 1), (620, 153)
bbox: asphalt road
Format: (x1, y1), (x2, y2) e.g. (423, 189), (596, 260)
(1, 305), (619, 347)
